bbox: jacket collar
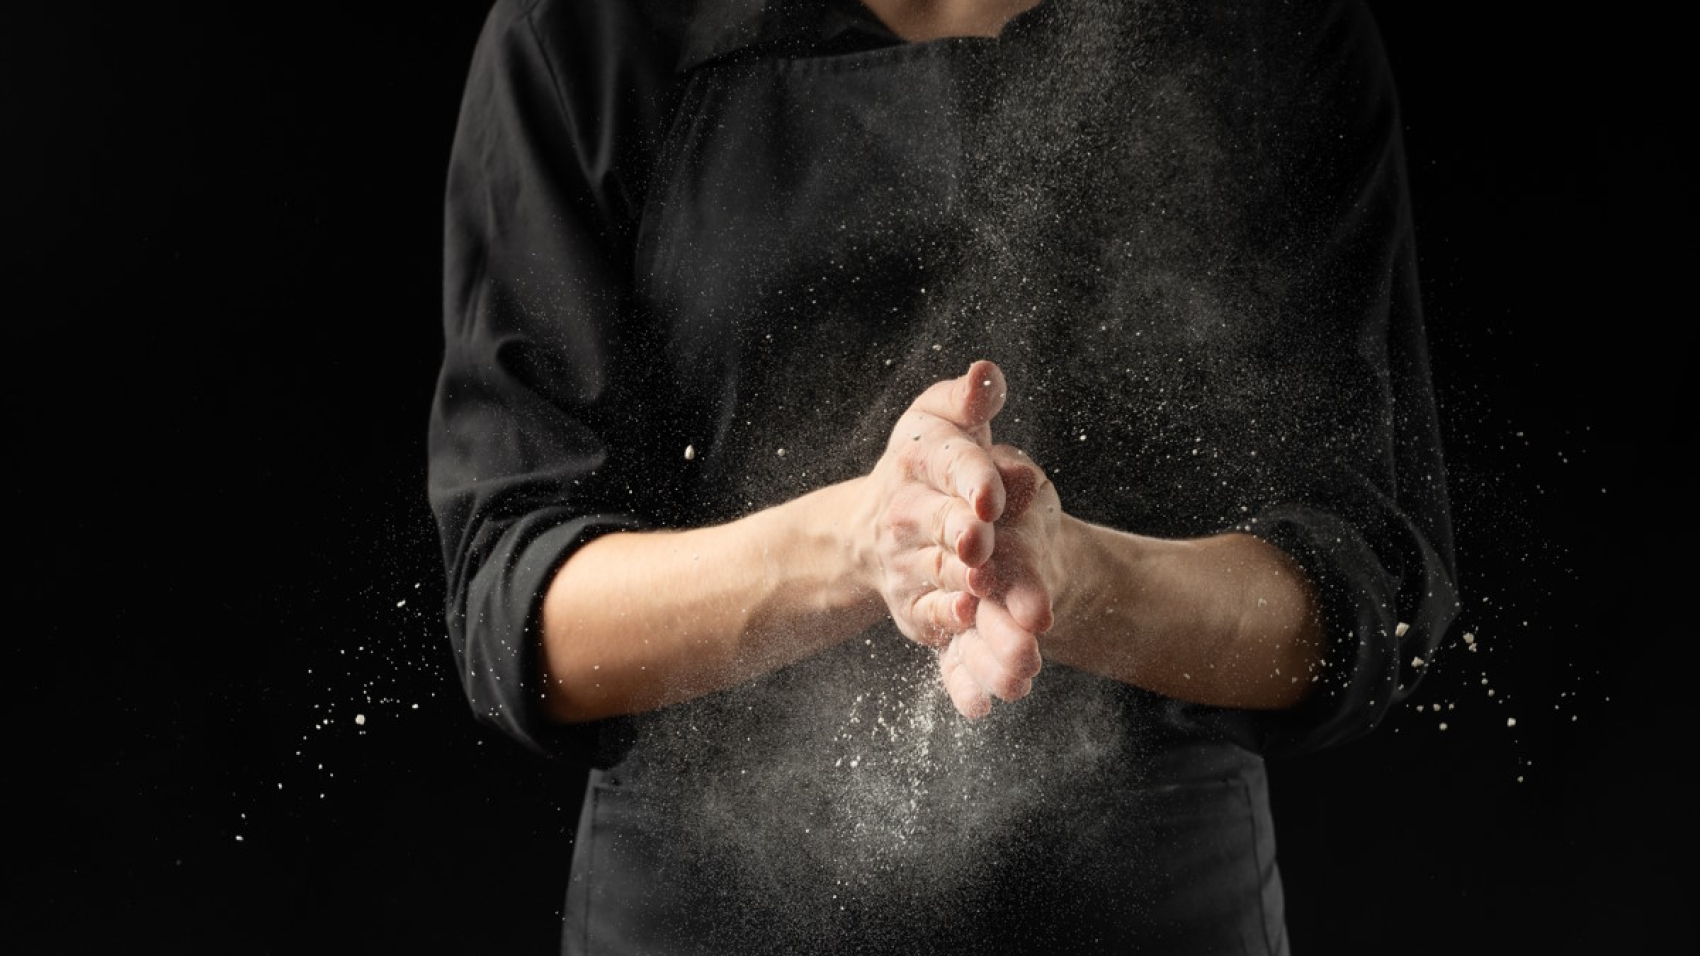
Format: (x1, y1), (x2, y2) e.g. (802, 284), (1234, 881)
(676, 0), (898, 71)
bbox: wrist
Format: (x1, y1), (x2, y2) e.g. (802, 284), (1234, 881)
(1052, 515), (1124, 636)
(1046, 518), (1174, 670)
(796, 476), (887, 630)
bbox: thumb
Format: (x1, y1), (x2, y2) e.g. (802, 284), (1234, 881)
(954, 359), (1007, 442)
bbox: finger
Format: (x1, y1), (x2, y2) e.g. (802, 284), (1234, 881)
(963, 538), (1049, 621)
(910, 359), (1007, 433)
(939, 637), (992, 720)
(932, 494), (995, 569)
(933, 546), (977, 596)
(976, 599), (1047, 679)
(965, 537), (1051, 630)
(956, 359), (1007, 432)
(891, 420), (1003, 523)
(907, 589), (979, 647)
(989, 445), (1046, 521)
(1000, 567), (1055, 635)
(958, 618), (1040, 703)
(923, 433), (1004, 524)
(906, 364), (1009, 521)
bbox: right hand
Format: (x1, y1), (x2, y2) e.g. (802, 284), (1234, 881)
(938, 443), (1060, 720)
(857, 360), (1009, 650)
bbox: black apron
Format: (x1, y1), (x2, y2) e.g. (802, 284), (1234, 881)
(549, 4), (1401, 951)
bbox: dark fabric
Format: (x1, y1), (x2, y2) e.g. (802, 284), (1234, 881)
(568, 738), (1287, 956)
(677, 0), (903, 70)
(429, 0), (1461, 951)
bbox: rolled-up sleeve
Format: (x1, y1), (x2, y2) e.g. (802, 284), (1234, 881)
(427, 0), (669, 760)
(1177, 2), (1461, 758)
(1247, 213), (1459, 756)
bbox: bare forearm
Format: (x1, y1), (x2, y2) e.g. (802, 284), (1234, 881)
(1045, 518), (1325, 710)
(539, 478), (885, 722)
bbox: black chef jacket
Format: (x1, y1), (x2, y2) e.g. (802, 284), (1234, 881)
(428, 1), (1462, 953)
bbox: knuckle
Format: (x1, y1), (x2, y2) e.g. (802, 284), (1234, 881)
(876, 513), (901, 547)
(894, 444), (923, 475)
(946, 559), (970, 595)
(932, 496), (955, 539)
(905, 588), (927, 621)
(924, 595), (951, 629)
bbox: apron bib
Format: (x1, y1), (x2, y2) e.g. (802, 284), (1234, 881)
(557, 3), (1401, 950)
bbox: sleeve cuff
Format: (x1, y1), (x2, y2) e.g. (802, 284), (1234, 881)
(459, 511), (645, 766)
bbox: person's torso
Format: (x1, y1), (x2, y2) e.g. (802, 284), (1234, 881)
(562, 1), (1399, 951)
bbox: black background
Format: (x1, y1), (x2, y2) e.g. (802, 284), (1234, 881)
(14, 3), (1688, 953)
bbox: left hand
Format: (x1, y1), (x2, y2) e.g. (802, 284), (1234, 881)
(938, 443), (1065, 719)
